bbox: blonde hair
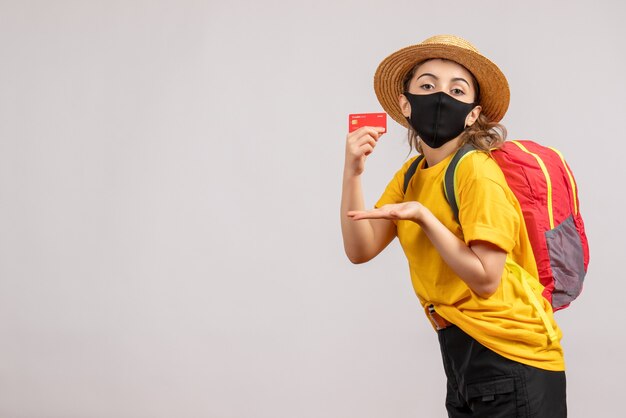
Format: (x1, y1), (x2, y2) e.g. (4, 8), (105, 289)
(402, 59), (507, 154)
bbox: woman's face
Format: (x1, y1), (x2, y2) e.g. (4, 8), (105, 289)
(399, 58), (481, 122)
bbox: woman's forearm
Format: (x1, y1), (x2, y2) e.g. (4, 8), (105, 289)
(340, 172), (394, 263)
(417, 208), (503, 298)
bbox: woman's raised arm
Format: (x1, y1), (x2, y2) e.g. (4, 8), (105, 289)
(340, 126), (396, 263)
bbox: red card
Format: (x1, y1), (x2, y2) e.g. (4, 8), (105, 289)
(348, 112), (387, 133)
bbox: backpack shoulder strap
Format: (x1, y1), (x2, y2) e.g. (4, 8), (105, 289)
(403, 155), (425, 194)
(443, 144), (478, 222)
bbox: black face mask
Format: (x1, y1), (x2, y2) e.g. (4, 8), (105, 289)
(403, 91), (476, 149)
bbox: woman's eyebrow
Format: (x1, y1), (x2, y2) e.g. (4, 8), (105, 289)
(416, 73), (438, 81)
(416, 73), (470, 88)
(451, 77), (470, 87)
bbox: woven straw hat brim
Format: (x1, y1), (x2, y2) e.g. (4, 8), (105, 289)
(374, 40), (510, 128)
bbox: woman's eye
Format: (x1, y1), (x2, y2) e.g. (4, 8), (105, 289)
(420, 84), (434, 90)
(451, 88), (465, 95)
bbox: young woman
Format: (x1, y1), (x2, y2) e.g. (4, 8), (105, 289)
(340, 35), (567, 417)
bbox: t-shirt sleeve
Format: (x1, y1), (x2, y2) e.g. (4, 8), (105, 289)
(456, 159), (520, 253)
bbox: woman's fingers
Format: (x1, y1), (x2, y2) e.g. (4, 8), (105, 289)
(348, 208), (393, 220)
(347, 126), (386, 141)
(361, 144), (374, 156)
(348, 202), (422, 222)
(347, 127), (384, 150)
(349, 133), (378, 152)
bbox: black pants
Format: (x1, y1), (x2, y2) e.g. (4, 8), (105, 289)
(438, 325), (567, 417)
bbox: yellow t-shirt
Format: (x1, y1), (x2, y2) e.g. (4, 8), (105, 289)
(376, 150), (565, 371)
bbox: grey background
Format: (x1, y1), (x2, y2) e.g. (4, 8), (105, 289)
(1, 0), (624, 417)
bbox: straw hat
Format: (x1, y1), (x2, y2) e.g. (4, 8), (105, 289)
(374, 34), (510, 128)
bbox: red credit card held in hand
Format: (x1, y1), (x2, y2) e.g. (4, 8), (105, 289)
(348, 113), (387, 133)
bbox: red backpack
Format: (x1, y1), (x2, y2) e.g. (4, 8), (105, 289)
(403, 140), (589, 311)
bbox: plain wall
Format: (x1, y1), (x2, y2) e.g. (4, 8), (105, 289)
(1, 0), (625, 416)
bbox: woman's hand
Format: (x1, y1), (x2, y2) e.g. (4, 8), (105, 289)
(348, 201), (426, 223)
(344, 126), (386, 177)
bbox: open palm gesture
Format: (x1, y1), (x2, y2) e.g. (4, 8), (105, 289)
(347, 201), (425, 223)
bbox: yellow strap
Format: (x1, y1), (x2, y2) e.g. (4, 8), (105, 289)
(521, 276), (558, 342)
(548, 146), (579, 215)
(507, 259), (558, 342)
(510, 141), (555, 229)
